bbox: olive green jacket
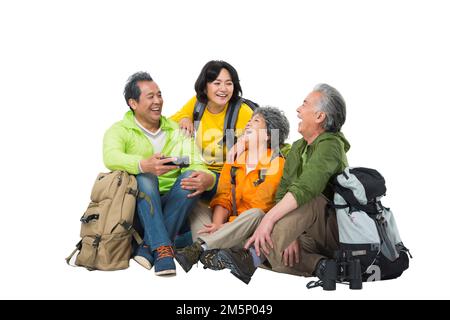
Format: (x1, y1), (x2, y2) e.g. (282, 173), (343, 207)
(275, 132), (350, 206)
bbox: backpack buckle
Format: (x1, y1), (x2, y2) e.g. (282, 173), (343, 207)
(127, 188), (139, 198)
(120, 220), (133, 231)
(92, 235), (101, 248)
(80, 214), (99, 224)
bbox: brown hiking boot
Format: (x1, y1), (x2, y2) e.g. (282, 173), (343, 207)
(216, 247), (257, 284)
(174, 241), (203, 273)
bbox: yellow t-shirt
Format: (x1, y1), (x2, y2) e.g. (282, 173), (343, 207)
(170, 96), (254, 173)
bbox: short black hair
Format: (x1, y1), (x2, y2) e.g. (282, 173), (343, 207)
(194, 60), (242, 104)
(124, 72), (153, 111)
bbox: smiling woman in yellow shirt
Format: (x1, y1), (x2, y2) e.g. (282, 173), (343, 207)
(171, 60), (254, 199)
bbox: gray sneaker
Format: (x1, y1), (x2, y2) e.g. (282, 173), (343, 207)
(199, 249), (225, 270)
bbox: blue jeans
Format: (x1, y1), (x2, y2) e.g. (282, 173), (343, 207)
(173, 170), (220, 248)
(136, 171), (200, 251)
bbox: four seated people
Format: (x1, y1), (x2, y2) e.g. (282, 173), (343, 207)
(103, 69), (350, 283)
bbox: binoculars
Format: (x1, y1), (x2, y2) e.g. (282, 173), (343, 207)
(321, 250), (363, 291)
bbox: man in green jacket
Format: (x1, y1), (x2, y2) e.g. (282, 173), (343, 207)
(103, 72), (216, 276)
(210, 84), (350, 284)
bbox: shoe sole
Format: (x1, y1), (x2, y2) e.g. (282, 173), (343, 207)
(133, 256), (153, 270)
(155, 269), (176, 276)
(231, 271), (251, 285)
(217, 250), (252, 284)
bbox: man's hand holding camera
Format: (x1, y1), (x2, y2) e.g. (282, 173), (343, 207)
(139, 153), (179, 176)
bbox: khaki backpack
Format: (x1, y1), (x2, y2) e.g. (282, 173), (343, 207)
(66, 171), (147, 271)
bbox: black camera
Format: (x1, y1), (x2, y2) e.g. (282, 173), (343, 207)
(321, 250), (363, 291)
(161, 156), (190, 168)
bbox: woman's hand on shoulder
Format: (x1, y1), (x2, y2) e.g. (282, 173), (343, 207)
(179, 117), (194, 137)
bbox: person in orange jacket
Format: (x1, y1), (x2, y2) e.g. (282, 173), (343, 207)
(174, 106), (290, 273)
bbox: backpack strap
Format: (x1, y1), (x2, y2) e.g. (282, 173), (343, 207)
(65, 240), (82, 267)
(65, 235), (101, 271)
(119, 220), (143, 245)
(220, 99), (242, 151)
(195, 98), (258, 151)
(222, 98), (259, 151)
(253, 169), (267, 187)
(230, 166), (239, 217)
(127, 187), (153, 215)
(193, 98), (236, 148)
(328, 203), (350, 210)
(253, 151), (281, 186)
(125, 187), (150, 242)
(241, 98), (259, 111)
(86, 235), (101, 271)
(193, 100), (207, 132)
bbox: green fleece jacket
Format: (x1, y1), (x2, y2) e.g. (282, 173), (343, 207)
(275, 132), (350, 206)
(103, 111), (216, 194)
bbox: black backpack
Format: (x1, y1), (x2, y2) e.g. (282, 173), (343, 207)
(308, 167), (411, 290)
(193, 98), (258, 151)
(333, 168), (411, 280)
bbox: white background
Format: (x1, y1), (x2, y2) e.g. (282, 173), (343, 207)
(0, 0), (449, 300)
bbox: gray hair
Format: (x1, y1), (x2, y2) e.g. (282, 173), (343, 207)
(313, 83), (346, 132)
(253, 106), (290, 148)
